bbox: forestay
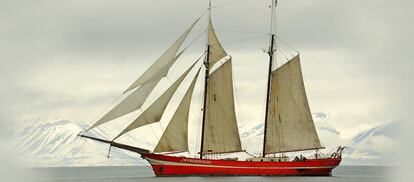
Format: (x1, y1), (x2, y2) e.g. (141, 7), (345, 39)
(153, 69), (201, 153)
(265, 55), (323, 154)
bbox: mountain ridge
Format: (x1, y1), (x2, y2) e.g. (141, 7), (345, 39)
(0, 117), (398, 166)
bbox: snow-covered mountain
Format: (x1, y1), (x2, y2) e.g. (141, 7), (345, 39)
(238, 112), (344, 156)
(342, 122), (399, 165)
(237, 119), (399, 166)
(0, 118), (144, 167)
(0, 117), (399, 166)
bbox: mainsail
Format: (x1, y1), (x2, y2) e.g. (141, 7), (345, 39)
(200, 18), (243, 155)
(203, 60), (242, 154)
(264, 55), (323, 154)
(154, 69), (201, 153)
(114, 62), (199, 139)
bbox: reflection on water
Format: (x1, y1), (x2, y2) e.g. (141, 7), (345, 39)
(32, 166), (391, 182)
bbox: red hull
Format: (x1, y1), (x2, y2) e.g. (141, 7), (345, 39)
(143, 154), (341, 176)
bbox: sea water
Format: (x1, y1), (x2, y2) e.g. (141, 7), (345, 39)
(30, 166), (390, 182)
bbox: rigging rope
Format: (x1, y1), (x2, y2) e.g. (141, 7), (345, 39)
(81, 125), (151, 167)
(84, 94), (124, 133)
(182, 29), (207, 51)
(188, 76), (202, 157)
(111, 147), (153, 169)
(216, 29), (267, 35)
(231, 62), (251, 154)
(223, 34), (268, 45)
(212, 0), (252, 8)
(276, 36), (300, 54)
(149, 52), (206, 151)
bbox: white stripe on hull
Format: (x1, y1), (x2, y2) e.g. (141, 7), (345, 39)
(146, 157), (336, 170)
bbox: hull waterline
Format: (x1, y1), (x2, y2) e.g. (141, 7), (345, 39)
(143, 154), (341, 176)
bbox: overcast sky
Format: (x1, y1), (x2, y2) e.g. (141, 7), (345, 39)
(0, 0), (412, 141)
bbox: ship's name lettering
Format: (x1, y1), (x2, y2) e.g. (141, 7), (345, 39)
(181, 159), (212, 164)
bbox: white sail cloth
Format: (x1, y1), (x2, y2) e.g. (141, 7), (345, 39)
(208, 19), (227, 66)
(203, 60), (243, 154)
(265, 55), (323, 154)
(88, 80), (158, 130)
(88, 52), (185, 130)
(114, 62), (199, 139)
(123, 19), (199, 93)
(87, 19), (198, 130)
(153, 69), (201, 153)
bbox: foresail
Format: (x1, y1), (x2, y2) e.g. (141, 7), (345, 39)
(114, 62), (199, 139)
(123, 19), (199, 93)
(203, 60), (243, 154)
(153, 69), (201, 153)
(87, 52), (185, 130)
(143, 51), (185, 84)
(208, 19), (227, 66)
(265, 55), (323, 154)
(87, 80), (158, 130)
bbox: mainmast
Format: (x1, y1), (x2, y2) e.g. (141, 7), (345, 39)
(262, 0), (277, 158)
(199, 0), (212, 159)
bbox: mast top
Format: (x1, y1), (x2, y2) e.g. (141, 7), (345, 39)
(208, 0), (212, 22)
(270, 0), (277, 35)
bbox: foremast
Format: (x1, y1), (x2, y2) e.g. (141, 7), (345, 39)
(262, 0), (277, 158)
(199, 0), (212, 159)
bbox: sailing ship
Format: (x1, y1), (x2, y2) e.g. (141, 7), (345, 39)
(80, 0), (344, 176)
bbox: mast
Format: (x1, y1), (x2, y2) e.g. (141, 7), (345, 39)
(199, 0), (212, 159)
(262, 0), (277, 158)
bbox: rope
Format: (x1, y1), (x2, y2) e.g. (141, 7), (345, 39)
(88, 124), (150, 170)
(189, 65), (204, 158)
(194, 66), (206, 157)
(188, 53), (206, 157)
(215, 29), (267, 35)
(231, 63), (250, 153)
(83, 94), (124, 133)
(276, 36), (300, 54)
(212, 0), (252, 8)
(223, 34), (268, 45)
(182, 29), (207, 51)
(111, 147), (152, 169)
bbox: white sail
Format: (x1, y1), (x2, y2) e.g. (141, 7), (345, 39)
(87, 52), (185, 130)
(114, 62), (199, 139)
(143, 51), (185, 84)
(265, 55), (323, 154)
(203, 59), (243, 154)
(153, 69), (201, 153)
(87, 81), (157, 130)
(208, 19), (227, 66)
(123, 19), (199, 93)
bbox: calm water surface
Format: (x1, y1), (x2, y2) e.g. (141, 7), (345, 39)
(32, 166), (391, 182)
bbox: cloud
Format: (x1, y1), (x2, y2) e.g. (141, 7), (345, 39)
(0, 0), (410, 152)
